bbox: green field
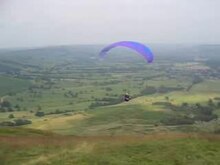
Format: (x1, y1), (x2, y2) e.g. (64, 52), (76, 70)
(0, 76), (31, 97)
(0, 128), (220, 165)
(0, 45), (220, 164)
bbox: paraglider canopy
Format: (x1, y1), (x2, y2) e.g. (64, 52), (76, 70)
(99, 41), (154, 63)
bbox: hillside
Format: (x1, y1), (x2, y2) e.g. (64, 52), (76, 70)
(0, 128), (220, 165)
(0, 45), (220, 164)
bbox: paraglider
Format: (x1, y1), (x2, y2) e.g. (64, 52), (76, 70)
(99, 41), (154, 102)
(99, 41), (154, 63)
(124, 93), (131, 102)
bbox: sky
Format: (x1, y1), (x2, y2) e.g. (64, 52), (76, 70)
(0, 0), (219, 48)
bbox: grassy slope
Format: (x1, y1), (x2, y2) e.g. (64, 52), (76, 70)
(0, 128), (220, 165)
(20, 79), (219, 135)
(63, 105), (168, 135)
(0, 127), (55, 136)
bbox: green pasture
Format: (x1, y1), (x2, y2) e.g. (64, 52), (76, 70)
(1, 48), (220, 136)
(1, 45), (220, 165)
(0, 76), (31, 96)
(0, 128), (220, 165)
(63, 104), (168, 135)
(1, 76), (220, 135)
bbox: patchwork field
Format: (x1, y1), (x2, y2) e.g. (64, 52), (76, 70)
(0, 45), (220, 164)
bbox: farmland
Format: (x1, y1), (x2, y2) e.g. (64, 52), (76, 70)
(0, 44), (220, 164)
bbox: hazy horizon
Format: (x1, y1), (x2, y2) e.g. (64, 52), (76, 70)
(0, 0), (219, 49)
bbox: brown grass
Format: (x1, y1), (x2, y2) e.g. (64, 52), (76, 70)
(1, 132), (220, 149)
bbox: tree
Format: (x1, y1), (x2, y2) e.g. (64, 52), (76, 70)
(217, 102), (220, 108)
(14, 119), (32, 126)
(195, 103), (201, 108)
(165, 96), (169, 101)
(15, 104), (20, 109)
(181, 102), (188, 107)
(1, 100), (11, 108)
(208, 99), (214, 107)
(35, 111), (45, 117)
(8, 114), (14, 119)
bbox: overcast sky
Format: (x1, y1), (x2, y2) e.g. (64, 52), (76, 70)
(0, 0), (219, 48)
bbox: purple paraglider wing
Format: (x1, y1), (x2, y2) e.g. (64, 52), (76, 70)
(99, 41), (154, 63)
